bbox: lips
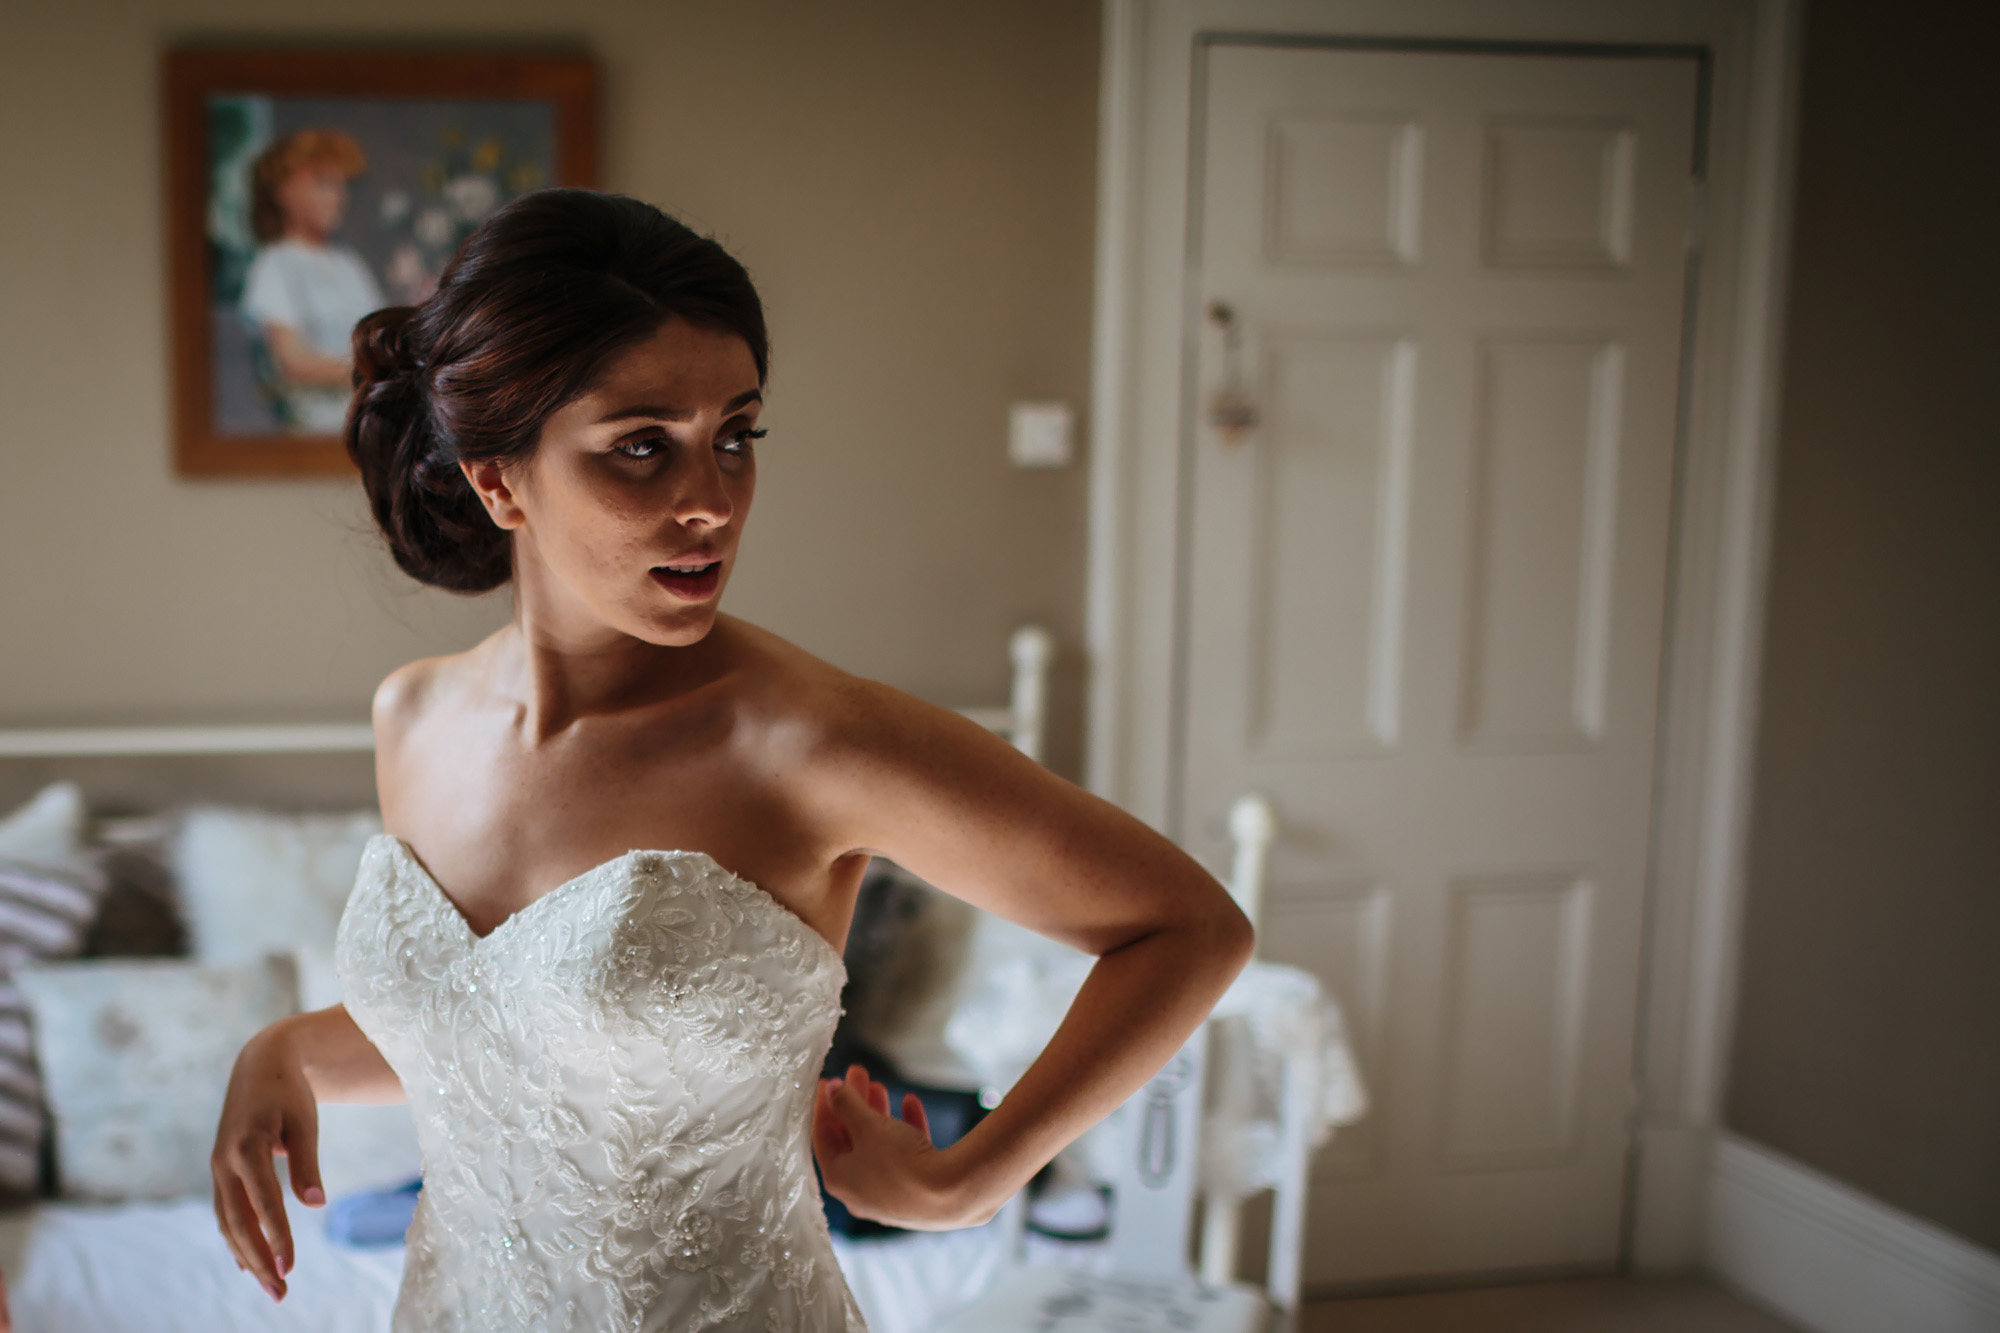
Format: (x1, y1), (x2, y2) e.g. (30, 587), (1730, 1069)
(650, 561), (722, 602)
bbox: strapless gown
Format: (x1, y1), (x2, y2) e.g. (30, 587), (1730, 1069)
(334, 833), (869, 1331)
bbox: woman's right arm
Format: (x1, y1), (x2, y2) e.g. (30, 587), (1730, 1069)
(217, 663), (430, 1300)
(211, 1003), (400, 1303)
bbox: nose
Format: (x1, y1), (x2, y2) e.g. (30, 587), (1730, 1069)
(671, 446), (734, 530)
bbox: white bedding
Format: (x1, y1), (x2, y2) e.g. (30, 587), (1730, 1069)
(0, 1193), (1015, 1333)
(0, 1194), (402, 1333)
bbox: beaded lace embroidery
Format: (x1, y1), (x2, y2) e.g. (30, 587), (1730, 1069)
(335, 834), (867, 1332)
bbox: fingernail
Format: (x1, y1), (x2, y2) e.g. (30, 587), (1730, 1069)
(303, 1185), (325, 1206)
(278, 1253), (291, 1277)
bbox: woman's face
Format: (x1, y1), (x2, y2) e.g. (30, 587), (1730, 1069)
(275, 164), (350, 241)
(489, 317), (763, 649)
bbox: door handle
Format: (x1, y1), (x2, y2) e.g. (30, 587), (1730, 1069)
(1205, 301), (1260, 442)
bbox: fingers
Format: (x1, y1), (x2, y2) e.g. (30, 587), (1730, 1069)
(214, 1157), (270, 1285)
(827, 1078), (870, 1126)
(816, 1075), (947, 1229)
(829, 1068), (933, 1140)
(901, 1091), (931, 1142)
(239, 1149), (295, 1295)
(213, 1179), (252, 1274)
(841, 1064), (894, 1118)
(281, 1107), (325, 1208)
(214, 1166), (285, 1300)
(813, 1079), (853, 1156)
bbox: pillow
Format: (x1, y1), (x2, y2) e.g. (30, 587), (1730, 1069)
(837, 859), (985, 1090)
(172, 806), (381, 964)
(836, 858), (1079, 1093)
(78, 813), (188, 958)
(0, 857), (111, 1197)
(74, 845), (185, 960)
(0, 782), (87, 866)
(17, 956), (294, 1200)
(293, 945), (424, 1200)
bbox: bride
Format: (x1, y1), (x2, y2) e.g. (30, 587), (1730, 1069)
(210, 187), (1253, 1331)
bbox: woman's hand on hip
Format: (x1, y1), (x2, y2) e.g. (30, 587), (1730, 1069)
(811, 1065), (996, 1231)
(211, 1018), (325, 1303)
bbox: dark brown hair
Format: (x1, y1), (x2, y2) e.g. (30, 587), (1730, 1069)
(250, 128), (368, 243)
(346, 189), (769, 593)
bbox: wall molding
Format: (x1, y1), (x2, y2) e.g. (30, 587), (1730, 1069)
(1704, 1134), (2000, 1333)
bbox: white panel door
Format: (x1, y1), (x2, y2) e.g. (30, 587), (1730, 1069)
(1182, 45), (1699, 1285)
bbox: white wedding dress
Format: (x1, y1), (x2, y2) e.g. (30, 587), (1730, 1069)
(335, 833), (870, 1332)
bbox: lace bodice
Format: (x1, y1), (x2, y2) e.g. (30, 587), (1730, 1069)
(335, 834), (867, 1332)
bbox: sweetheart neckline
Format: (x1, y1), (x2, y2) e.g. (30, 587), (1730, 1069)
(372, 833), (846, 971)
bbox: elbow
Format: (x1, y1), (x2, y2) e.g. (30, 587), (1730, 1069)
(1207, 892), (1256, 981)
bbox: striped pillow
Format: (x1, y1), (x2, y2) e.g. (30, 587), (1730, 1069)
(0, 857), (107, 1197)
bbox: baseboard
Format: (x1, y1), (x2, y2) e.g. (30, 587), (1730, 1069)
(1703, 1133), (2000, 1332)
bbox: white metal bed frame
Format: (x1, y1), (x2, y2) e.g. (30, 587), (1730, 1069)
(0, 628), (1336, 1329)
(0, 626), (1056, 766)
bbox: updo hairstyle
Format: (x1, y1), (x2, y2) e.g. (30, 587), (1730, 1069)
(346, 188), (769, 593)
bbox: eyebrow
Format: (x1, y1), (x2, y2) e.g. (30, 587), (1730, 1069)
(593, 388), (763, 424)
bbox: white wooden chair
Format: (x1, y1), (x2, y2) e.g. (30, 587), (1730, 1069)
(930, 794), (1307, 1333)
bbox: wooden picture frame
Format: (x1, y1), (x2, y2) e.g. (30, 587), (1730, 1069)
(164, 49), (599, 477)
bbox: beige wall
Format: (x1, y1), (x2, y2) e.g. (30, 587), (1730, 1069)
(1725, 2), (2000, 1253)
(0, 0), (1098, 809)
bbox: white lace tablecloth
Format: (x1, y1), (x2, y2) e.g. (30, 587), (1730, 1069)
(942, 944), (1367, 1190)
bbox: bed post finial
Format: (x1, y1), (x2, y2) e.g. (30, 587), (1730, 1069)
(1226, 793), (1277, 928)
(1007, 626), (1054, 764)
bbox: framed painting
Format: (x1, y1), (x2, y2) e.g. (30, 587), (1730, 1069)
(164, 49), (599, 477)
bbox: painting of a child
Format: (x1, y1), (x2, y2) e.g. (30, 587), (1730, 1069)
(240, 129), (385, 435)
(199, 91), (561, 442)
(167, 51), (594, 473)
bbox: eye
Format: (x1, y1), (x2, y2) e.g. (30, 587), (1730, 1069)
(718, 427), (767, 457)
(612, 432), (667, 460)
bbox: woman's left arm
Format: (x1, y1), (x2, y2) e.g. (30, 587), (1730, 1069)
(798, 677), (1255, 1230)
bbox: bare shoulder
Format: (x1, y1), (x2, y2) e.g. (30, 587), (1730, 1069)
(716, 615), (985, 768)
(370, 647), (477, 757)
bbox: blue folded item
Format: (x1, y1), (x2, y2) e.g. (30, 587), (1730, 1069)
(325, 1177), (422, 1247)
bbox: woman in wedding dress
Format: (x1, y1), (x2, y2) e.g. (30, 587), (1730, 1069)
(210, 187), (1254, 1331)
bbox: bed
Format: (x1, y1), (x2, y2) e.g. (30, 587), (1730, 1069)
(0, 626), (1362, 1332)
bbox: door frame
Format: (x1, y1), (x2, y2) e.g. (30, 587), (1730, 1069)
(1081, 0), (1803, 1273)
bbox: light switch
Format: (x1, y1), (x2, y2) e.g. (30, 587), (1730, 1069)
(1009, 401), (1073, 468)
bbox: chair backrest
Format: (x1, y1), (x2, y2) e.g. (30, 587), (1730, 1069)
(1100, 1021), (1211, 1277)
(1004, 795), (1275, 1280)
(992, 791), (1313, 1311)
(1199, 791), (1313, 1311)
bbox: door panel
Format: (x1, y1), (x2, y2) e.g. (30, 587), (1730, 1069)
(1248, 332), (1414, 757)
(1183, 45), (1698, 1285)
(1460, 336), (1626, 749)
